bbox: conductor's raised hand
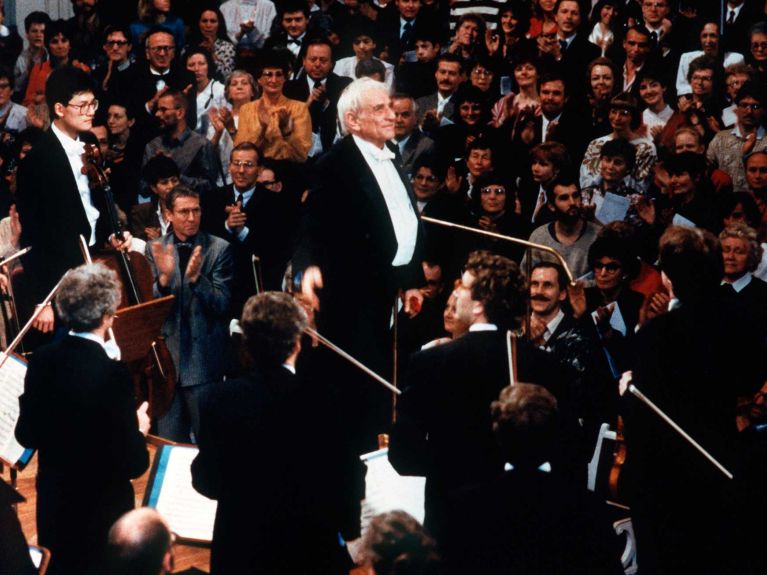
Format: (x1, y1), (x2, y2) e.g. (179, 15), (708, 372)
(152, 242), (176, 287)
(186, 245), (203, 283)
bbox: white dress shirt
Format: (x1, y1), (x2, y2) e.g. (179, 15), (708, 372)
(51, 121), (100, 246)
(353, 135), (418, 266)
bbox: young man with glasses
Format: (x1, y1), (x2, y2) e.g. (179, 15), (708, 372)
(707, 81), (767, 192)
(93, 25), (133, 98)
(16, 66), (135, 335)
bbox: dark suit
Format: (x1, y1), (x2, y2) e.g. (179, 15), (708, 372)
(389, 329), (578, 540)
(719, 275), (767, 332)
(540, 34), (600, 101)
(624, 296), (767, 573)
(191, 366), (357, 575)
(145, 231), (234, 441)
(16, 336), (149, 575)
(16, 129), (112, 302)
(129, 201), (163, 241)
(203, 184), (296, 314)
(415, 92), (456, 123)
(443, 470), (624, 575)
(283, 72), (352, 154)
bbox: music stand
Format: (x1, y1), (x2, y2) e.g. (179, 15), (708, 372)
(112, 296), (175, 363)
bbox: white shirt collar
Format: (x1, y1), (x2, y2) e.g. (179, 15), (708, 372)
(51, 121), (84, 155)
(469, 322), (498, 332)
(150, 65), (170, 76)
(69, 330), (122, 360)
(306, 75), (326, 90)
(723, 273), (753, 292)
(282, 363), (296, 374)
(353, 134), (395, 161)
(732, 125), (766, 139)
(542, 309), (565, 342)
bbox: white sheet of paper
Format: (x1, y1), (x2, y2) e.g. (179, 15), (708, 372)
(595, 192), (631, 224)
(591, 301), (627, 336)
(672, 213), (696, 228)
(360, 448), (425, 532)
(150, 446), (217, 542)
(0, 355), (29, 465)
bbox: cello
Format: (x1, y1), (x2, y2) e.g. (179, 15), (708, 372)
(81, 143), (177, 417)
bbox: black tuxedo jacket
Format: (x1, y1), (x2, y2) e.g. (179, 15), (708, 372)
(529, 110), (592, 166)
(192, 366), (357, 575)
(283, 72), (352, 152)
(540, 34), (600, 101)
(17, 129), (112, 301)
(16, 336), (149, 574)
(294, 135), (425, 365)
(389, 329), (578, 538)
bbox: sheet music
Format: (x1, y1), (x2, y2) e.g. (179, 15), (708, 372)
(359, 448), (425, 532)
(595, 192), (631, 225)
(0, 354), (32, 466)
(147, 446), (217, 542)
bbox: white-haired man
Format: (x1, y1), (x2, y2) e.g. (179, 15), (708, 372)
(295, 77), (425, 452)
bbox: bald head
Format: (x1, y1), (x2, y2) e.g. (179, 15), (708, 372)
(106, 508), (173, 575)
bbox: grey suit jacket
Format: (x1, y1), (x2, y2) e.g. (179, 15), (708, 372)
(145, 231), (234, 388)
(399, 129), (436, 177)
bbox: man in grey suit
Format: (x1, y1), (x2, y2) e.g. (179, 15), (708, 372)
(392, 93), (435, 177)
(146, 185), (234, 442)
(415, 53), (464, 130)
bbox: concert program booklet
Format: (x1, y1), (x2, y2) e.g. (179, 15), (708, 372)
(0, 354), (34, 469)
(144, 444), (217, 544)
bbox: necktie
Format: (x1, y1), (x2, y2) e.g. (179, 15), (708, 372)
(236, 192), (244, 206)
(727, 9), (735, 25)
(310, 81), (323, 131)
(287, 36), (301, 45)
(402, 20), (414, 44)
(545, 119), (558, 141)
(559, 39), (568, 52)
(650, 31), (658, 44)
(176, 242), (193, 277)
(532, 188), (547, 222)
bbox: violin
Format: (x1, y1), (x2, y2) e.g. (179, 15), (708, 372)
(81, 143), (177, 418)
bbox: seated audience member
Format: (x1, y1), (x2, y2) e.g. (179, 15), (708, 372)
(394, 23), (441, 99)
(356, 58), (388, 83)
(360, 511), (441, 575)
(104, 100), (143, 213)
(674, 54), (725, 132)
(13, 11), (50, 102)
(334, 21), (394, 88)
(671, 126), (733, 194)
(185, 47), (227, 135)
(93, 25), (134, 100)
(707, 81), (767, 192)
(283, 37), (352, 158)
(745, 21), (767, 82)
(262, 0), (311, 60)
(490, 51), (540, 129)
(587, 0), (621, 56)
(518, 141), (572, 227)
(390, 250), (575, 541)
(468, 56), (499, 100)
(660, 151), (718, 231)
(131, 155), (180, 241)
(584, 57), (620, 142)
(580, 138), (642, 225)
(447, 13), (488, 63)
(0, 67), (28, 134)
(421, 289), (472, 348)
(15, 263), (150, 575)
(635, 67), (673, 140)
(234, 50), (311, 163)
(716, 190), (767, 283)
(455, 136), (495, 199)
(437, 84), (498, 162)
(718, 224), (767, 324)
(485, 0), (535, 68)
(581, 92), (657, 194)
(415, 52), (465, 128)
(525, 172), (601, 280)
(192, 292), (359, 575)
(391, 93), (435, 177)
(186, 5), (237, 81)
(142, 88), (219, 197)
(23, 19), (90, 107)
(443, 383), (623, 575)
(208, 69), (258, 186)
(106, 508), (174, 575)
(467, 170), (526, 261)
(721, 63), (755, 127)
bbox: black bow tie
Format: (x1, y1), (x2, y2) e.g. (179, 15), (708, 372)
(287, 37), (301, 45)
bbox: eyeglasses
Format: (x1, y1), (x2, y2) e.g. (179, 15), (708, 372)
(751, 42), (767, 51)
(262, 70), (284, 78)
(148, 45), (175, 53)
(594, 261), (621, 272)
(691, 74), (713, 83)
(472, 68), (493, 77)
(480, 186), (506, 195)
(609, 108), (632, 117)
(66, 99), (99, 114)
(173, 207), (201, 217)
(414, 174), (439, 182)
(105, 40), (129, 47)
(231, 160), (257, 168)
(738, 102), (763, 111)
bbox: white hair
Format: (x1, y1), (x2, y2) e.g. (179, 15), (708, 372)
(336, 77), (390, 136)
